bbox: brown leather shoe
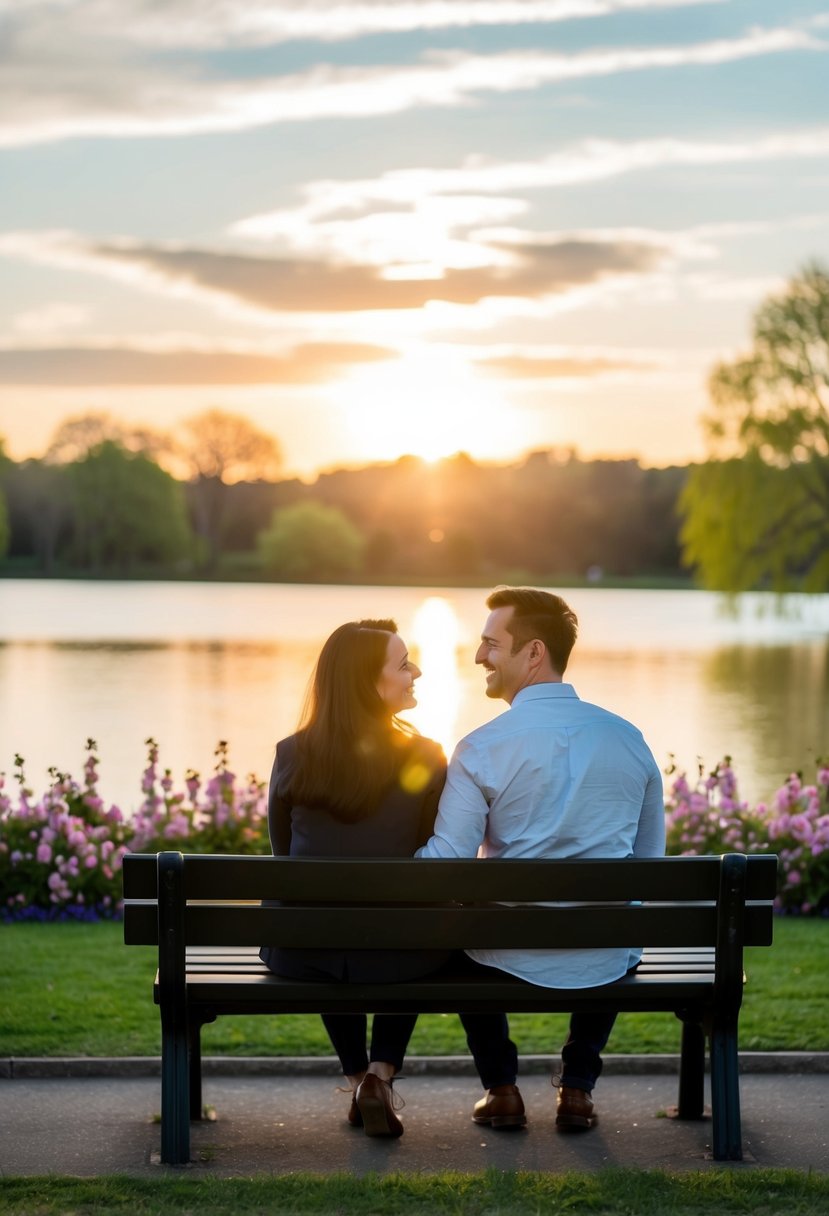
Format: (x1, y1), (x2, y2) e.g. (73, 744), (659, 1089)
(472, 1085), (527, 1129)
(555, 1084), (598, 1131)
(355, 1073), (404, 1138)
(347, 1093), (363, 1128)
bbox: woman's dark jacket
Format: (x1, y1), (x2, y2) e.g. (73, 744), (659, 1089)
(259, 731), (450, 983)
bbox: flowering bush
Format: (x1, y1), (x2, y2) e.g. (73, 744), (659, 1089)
(665, 756), (829, 915)
(4, 740), (827, 918)
(128, 739), (267, 856)
(765, 767), (829, 915)
(0, 745), (129, 921)
(0, 738), (268, 921)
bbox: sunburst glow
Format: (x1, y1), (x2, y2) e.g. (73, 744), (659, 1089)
(336, 349), (525, 465)
(408, 595), (462, 756)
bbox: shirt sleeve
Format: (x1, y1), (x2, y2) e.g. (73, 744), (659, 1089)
(415, 739), (490, 859)
(632, 756), (666, 858)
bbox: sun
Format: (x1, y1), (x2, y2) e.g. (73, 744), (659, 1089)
(336, 348), (520, 464)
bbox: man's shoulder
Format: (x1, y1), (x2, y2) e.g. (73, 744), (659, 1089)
(577, 699), (643, 731)
(574, 701), (659, 768)
(454, 707), (520, 752)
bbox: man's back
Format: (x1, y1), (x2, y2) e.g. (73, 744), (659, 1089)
(419, 682), (665, 987)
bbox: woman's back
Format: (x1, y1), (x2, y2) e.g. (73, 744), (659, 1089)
(270, 732), (446, 859)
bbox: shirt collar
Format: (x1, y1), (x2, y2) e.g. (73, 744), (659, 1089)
(511, 682), (579, 708)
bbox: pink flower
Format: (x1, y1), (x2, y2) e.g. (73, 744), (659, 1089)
(36, 843), (52, 864)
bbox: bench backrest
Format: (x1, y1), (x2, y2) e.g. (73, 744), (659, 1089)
(123, 852), (777, 952)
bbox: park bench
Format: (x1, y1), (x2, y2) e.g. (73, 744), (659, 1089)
(122, 851), (777, 1165)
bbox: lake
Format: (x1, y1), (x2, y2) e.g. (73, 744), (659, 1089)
(1, 579), (828, 813)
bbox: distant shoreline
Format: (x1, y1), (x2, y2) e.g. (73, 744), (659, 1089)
(0, 566), (698, 591)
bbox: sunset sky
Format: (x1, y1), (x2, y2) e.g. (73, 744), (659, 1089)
(1, 0), (828, 477)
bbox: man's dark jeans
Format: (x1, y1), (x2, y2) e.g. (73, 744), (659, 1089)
(455, 955), (620, 1092)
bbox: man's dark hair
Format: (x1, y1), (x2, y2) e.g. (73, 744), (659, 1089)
(486, 586), (578, 675)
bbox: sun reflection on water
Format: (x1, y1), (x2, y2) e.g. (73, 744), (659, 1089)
(408, 596), (461, 758)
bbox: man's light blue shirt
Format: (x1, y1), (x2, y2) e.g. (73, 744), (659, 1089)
(416, 683), (666, 989)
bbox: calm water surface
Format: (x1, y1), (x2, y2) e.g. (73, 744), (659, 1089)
(1, 580), (828, 811)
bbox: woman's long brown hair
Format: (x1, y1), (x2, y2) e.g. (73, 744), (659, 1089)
(283, 618), (416, 821)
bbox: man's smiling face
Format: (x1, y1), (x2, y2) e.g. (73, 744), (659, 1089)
(474, 605), (533, 704)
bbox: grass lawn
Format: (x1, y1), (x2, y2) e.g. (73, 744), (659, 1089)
(1, 919), (827, 1058)
(1, 1170), (829, 1216)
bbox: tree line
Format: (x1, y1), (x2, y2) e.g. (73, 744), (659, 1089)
(0, 419), (687, 583)
(1, 261), (827, 590)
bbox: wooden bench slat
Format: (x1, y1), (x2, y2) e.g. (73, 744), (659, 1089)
(123, 853), (780, 902)
(166, 971), (720, 1018)
(124, 900), (772, 949)
(123, 852), (778, 902)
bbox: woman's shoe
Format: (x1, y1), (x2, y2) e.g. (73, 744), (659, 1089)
(337, 1085), (364, 1127)
(354, 1073), (404, 1138)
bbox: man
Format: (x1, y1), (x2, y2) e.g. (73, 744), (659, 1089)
(417, 586), (665, 1132)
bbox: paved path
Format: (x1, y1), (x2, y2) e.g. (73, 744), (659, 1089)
(2, 1069), (827, 1176)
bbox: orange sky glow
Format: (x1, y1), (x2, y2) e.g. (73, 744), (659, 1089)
(2, 2), (826, 477)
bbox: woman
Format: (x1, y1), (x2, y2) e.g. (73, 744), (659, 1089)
(260, 619), (449, 1137)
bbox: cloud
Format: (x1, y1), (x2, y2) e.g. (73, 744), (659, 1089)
(12, 302), (90, 337)
(0, 341), (395, 385)
(234, 129), (829, 255)
(476, 352), (649, 377)
(0, 230), (668, 314)
(1, 21), (822, 146)
(0, 1), (730, 51)
(682, 272), (788, 302)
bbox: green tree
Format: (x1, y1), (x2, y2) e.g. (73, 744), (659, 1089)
(69, 440), (194, 571)
(0, 436), (10, 559)
(680, 263), (829, 591)
(258, 501), (365, 580)
(177, 409), (282, 570)
(46, 410), (167, 462)
(0, 488), (9, 561)
(1, 460), (72, 571)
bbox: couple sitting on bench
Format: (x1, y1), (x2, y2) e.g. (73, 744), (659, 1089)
(259, 586), (666, 1138)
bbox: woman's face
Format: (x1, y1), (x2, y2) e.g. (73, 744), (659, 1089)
(376, 633), (421, 714)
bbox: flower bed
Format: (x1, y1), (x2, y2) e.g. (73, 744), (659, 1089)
(2, 741), (827, 918)
(665, 756), (829, 915)
(0, 739), (267, 921)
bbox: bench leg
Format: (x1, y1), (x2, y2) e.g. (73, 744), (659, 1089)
(709, 1018), (742, 1161)
(677, 1016), (706, 1119)
(161, 1020), (190, 1165)
(189, 1019), (203, 1121)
